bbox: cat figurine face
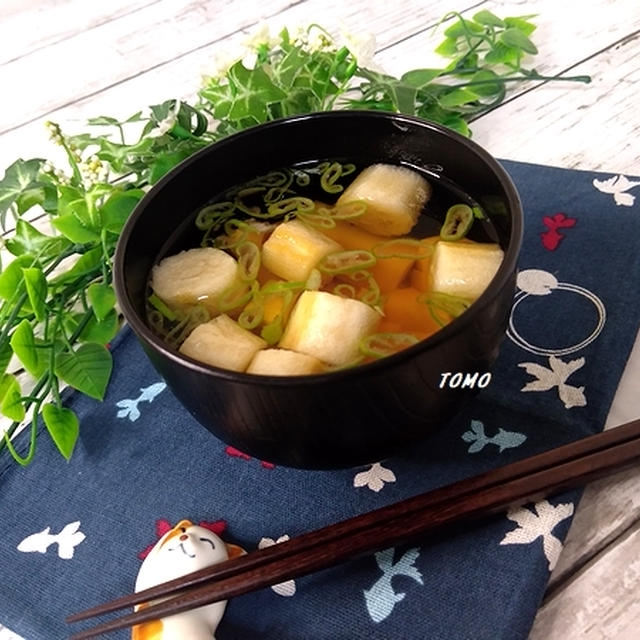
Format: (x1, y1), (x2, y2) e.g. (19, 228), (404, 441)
(132, 519), (242, 640)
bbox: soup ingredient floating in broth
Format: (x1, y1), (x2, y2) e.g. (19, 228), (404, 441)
(151, 247), (239, 315)
(336, 163), (432, 236)
(147, 161), (505, 376)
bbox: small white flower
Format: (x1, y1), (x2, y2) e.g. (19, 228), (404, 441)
(339, 27), (377, 67)
(307, 27), (334, 53)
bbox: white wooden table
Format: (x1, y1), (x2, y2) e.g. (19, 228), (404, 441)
(1, 1), (639, 638)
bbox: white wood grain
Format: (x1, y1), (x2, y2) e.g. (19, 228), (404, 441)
(0, 0), (160, 64)
(531, 521), (640, 639)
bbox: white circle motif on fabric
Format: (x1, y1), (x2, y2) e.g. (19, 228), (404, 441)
(507, 269), (606, 356)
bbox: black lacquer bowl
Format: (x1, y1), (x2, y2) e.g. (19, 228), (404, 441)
(114, 111), (523, 469)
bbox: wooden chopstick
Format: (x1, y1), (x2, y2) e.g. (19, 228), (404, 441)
(67, 418), (640, 639)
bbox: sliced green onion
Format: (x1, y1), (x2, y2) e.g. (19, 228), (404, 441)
(320, 162), (346, 194)
(195, 201), (235, 230)
(318, 250), (376, 274)
(332, 283), (357, 299)
(260, 318), (283, 345)
(267, 196), (315, 217)
(440, 204), (474, 241)
(261, 280), (305, 295)
(218, 282), (254, 312)
(236, 241), (261, 282)
(215, 218), (251, 249)
(294, 170), (311, 186)
(236, 186), (267, 199)
(148, 293), (176, 321)
(238, 295), (264, 330)
(360, 333), (420, 358)
(372, 238), (435, 259)
(419, 291), (472, 326)
(164, 305), (210, 348)
(297, 210), (336, 229)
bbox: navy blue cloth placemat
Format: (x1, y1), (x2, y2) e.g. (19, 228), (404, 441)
(1, 160), (640, 640)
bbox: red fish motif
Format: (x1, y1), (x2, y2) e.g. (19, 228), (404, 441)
(541, 213), (577, 250)
(225, 445), (275, 469)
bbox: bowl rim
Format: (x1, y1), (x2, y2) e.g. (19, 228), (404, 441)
(114, 110), (523, 387)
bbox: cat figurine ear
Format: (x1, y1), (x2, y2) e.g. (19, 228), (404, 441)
(132, 519), (243, 640)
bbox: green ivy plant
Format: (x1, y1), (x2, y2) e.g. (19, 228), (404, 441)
(0, 10), (590, 466)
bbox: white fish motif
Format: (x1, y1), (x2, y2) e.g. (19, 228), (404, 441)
(500, 500), (574, 570)
(462, 420), (527, 453)
(593, 174), (640, 206)
(17, 521), (86, 559)
(116, 381), (166, 421)
(353, 462), (396, 492)
(519, 355), (586, 408)
(363, 547), (423, 622)
(258, 535), (296, 597)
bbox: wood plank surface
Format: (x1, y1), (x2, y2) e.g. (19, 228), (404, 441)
(1, 1), (639, 639)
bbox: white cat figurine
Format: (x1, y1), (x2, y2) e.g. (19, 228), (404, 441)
(132, 519), (243, 640)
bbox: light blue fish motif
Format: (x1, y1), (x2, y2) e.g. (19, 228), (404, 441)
(116, 382), (167, 422)
(363, 547), (423, 623)
(462, 419), (527, 453)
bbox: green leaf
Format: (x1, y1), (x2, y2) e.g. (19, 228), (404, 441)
(0, 373), (25, 422)
(9, 319), (46, 377)
(52, 213), (101, 243)
(484, 42), (523, 66)
(42, 403), (79, 460)
(87, 282), (116, 321)
(149, 150), (191, 184)
(441, 114), (471, 137)
(0, 158), (45, 222)
(67, 309), (119, 345)
(22, 267), (47, 322)
(504, 16), (537, 37)
(469, 69), (504, 97)
(390, 83), (418, 114)
(0, 255), (36, 301)
(0, 339), (13, 378)
(438, 87), (479, 107)
(54, 343), (112, 400)
(100, 188), (144, 233)
(273, 46), (308, 89)
(400, 68), (442, 88)
(443, 18), (484, 38)
(499, 28), (538, 55)
(435, 37), (459, 57)
(473, 10), (505, 27)
(51, 247), (103, 285)
(4, 219), (72, 258)
(226, 61), (288, 123)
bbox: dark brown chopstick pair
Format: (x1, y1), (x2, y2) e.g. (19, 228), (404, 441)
(67, 417), (640, 639)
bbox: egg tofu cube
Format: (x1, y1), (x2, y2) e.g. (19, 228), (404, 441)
(279, 290), (380, 366)
(430, 241), (504, 300)
(261, 219), (342, 282)
(246, 348), (326, 376)
(179, 314), (267, 372)
(336, 163), (431, 236)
